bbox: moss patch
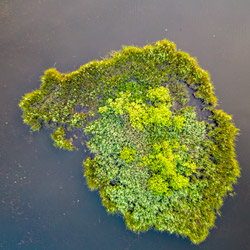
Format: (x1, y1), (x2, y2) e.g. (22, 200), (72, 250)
(19, 40), (240, 244)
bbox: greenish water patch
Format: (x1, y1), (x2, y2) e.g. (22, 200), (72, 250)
(19, 40), (240, 244)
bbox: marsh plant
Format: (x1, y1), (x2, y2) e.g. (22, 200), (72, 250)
(19, 40), (240, 244)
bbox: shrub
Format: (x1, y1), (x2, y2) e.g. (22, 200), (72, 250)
(19, 40), (239, 244)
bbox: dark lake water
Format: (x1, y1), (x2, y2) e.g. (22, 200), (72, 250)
(1, 0), (250, 249)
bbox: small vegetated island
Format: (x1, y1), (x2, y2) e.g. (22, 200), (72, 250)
(19, 40), (240, 244)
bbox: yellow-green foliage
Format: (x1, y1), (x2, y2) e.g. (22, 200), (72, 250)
(147, 86), (171, 102)
(107, 87), (172, 130)
(120, 147), (136, 163)
(144, 141), (195, 195)
(19, 39), (239, 245)
(51, 126), (73, 151)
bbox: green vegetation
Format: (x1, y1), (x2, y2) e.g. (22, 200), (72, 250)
(19, 40), (240, 244)
(51, 126), (74, 151)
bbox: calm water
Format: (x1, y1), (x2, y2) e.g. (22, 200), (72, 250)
(1, 0), (250, 249)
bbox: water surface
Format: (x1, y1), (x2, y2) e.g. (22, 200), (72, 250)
(1, 0), (250, 249)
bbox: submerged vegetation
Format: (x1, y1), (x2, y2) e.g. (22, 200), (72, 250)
(19, 40), (240, 244)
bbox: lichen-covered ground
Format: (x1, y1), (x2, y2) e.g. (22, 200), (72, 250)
(19, 40), (240, 244)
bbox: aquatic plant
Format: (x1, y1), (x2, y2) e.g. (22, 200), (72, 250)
(19, 40), (240, 244)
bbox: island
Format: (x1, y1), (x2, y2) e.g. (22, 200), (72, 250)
(19, 40), (240, 244)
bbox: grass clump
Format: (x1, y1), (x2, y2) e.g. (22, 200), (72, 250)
(19, 39), (240, 244)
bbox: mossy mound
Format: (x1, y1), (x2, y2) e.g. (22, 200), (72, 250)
(19, 40), (240, 244)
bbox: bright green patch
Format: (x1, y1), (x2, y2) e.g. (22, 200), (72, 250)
(19, 40), (240, 244)
(51, 126), (73, 151)
(120, 147), (136, 163)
